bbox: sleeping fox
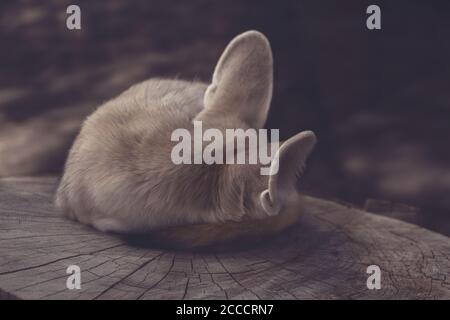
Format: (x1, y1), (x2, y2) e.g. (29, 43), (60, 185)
(55, 31), (316, 249)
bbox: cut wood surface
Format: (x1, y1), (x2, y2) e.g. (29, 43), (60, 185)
(0, 177), (448, 300)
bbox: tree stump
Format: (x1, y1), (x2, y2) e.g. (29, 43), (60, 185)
(0, 177), (448, 300)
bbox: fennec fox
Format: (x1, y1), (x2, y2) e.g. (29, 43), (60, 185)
(56, 31), (316, 248)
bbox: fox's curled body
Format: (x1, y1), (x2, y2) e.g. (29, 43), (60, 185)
(56, 31), (316, 248)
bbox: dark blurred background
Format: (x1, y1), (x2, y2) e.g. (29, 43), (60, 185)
(0, 0), (449, 235)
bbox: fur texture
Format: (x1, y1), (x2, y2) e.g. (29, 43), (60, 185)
(55, 31), (316, 248)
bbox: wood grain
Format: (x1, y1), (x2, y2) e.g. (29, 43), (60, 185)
(0, 177), (448, 299)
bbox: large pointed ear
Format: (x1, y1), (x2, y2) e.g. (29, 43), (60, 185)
(260, 131), (317, 216)
(198, 30), (273, 129)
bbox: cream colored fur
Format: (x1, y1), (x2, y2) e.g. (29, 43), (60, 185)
(55, 31), (316, 247)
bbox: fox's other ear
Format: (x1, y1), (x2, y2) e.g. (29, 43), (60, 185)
(260, 131), (317, 216)
(200, 30), (273, 129)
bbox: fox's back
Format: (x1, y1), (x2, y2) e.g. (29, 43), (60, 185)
(56, 79), (209, 230)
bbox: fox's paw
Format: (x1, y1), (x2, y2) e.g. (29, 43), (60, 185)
(92, 218), (128, 233)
